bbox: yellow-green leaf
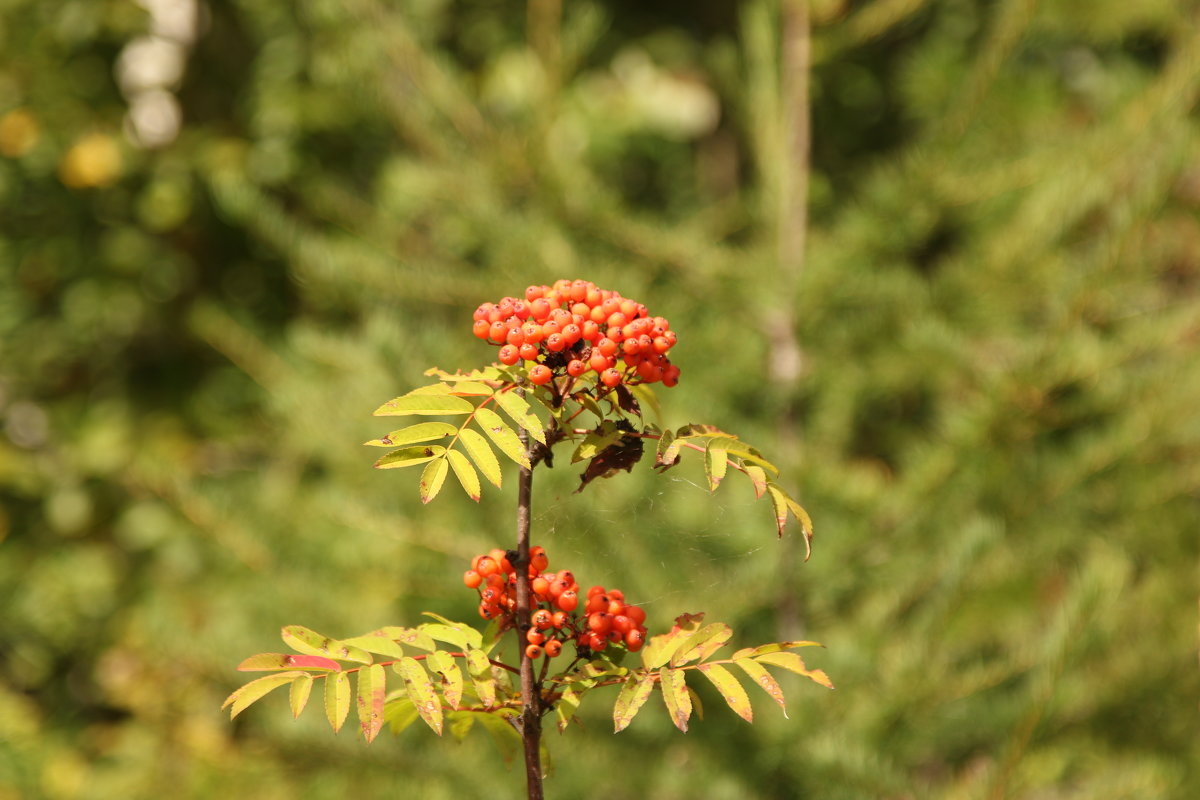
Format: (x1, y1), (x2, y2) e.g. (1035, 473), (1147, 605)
(473, 407), (530, 468)
(655, 428), (677, 467)
(445, 381), (494, 396)
(730, 640), (823, 660)
(612, 674), (656, 733)
(426, 651), (464, 710)
(445, 449), (481, 501)
(492, 389), (546, 444)
(704, 444), (728, 491)
(421, 621), (483, 651)
(734, 658), (787, 716)
(672, 623), (733, 665)
(465, 648), (496, 708)
(281, 625), (336, 657)
(755, 651), (835, 689)
(289, 673), (313, 718)
(555, 687), (584, 733)
(659, 667), (692, 732)
(373, 445), (447, 470)
(697, 663), (752, 723)
(374, 625), (436, 651)
(744, 464), (768, 499)
(373, 393), (475, 416)
(237, 652), (341, 672)
(398, 657), (443, 735)
(458, 428), (501, 488)
(222, 672), (304, 718)
(384, 696), (420, 734)
(356, 664), (387, 743)
(325, 670), (351, 731)
(364, 422), (459, 447)
(419, 456), (449, 504)
(338, 635), (405, 660)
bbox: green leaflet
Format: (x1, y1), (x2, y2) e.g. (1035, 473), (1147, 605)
(384, 696), (421, 735)
(555, 687), (584, 733)
(325, 670), (351, 732)
(446, 449), (480, 501)
(697, 663), (752, 723)
(659, 667), (692, 732)
(398, 656), (444, 735)
(373, 445), (447, 470)
(704, 443), (728, 491)
(373, 392), (475, 416)
(280, 625), (336, 658)
(671, 623), (733, 666)
(338, 634), (406, 660)
(289, 673), (313, 719)
(473, 406), (530, 468)
(733, 658), (787, 716)
(223, 672), (305, 719)
(363, 421), (458, 448)
(655, 427), (677, 467)
(421, 619), (483, 650)
(612, 674), (656, 733)
(374, 625), (435, 651)
(474, 708), (522, 764)
(465, 648), (496, 708)
(458, 428), (502, 488)
(492, 389), (546, 444)
(419, 457), (449, 503)
(356, 664), (387, 743)
(426, 650), (464, 710)
(729, 640), (822, 660)
(755, 651), (834, 689)
(744, 464), (769, 499)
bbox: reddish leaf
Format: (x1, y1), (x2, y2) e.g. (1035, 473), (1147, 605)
(356, 664), (387, 743)
(238, 653), (341, 672)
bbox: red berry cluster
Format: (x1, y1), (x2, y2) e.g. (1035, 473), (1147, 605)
(463, 546), (649, 659)
(471, 279), (680, 388)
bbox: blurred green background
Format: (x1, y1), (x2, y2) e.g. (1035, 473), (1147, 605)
(2, 0), (1198, 798)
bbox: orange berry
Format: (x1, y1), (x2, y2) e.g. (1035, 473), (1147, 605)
(519, 343), (539, 361)
(587, 613), (612, 635)
(567, 359), (587, 377)
(525, 644), (544, 660)
(625, 629), (646, 651)
(544, 639), (563, 657)
(589, 351), (612, 372)
(532, 609), (553, 629)
(473, 319), (491, 339)
(530, 547), (549, 572)
(477, 556), (499, 577)
(624, 605), (646, 625)
(498, 344), (520, 365)
(531, 576), (551, 598)
(529, 364), (552, 385)
(601, 368), (622, 388)
(463, 570), (483, 589)
(586, 585), (606, 598)
(527, 629), (546, 646)
(479, 602), (502, 620)
(489, 320), (509, 343)
(551, 610), (570, 629)
(556, 589), (579, 612)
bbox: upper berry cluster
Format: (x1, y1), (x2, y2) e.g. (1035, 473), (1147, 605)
(472, 279), (680, 389)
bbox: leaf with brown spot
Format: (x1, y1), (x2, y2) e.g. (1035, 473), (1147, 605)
(575, 435), (644, 493)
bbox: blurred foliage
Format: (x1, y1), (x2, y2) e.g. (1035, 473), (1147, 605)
(1, 0), (1199, 798)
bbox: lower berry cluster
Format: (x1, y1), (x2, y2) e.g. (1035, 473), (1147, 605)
(463, 546), (649, 659)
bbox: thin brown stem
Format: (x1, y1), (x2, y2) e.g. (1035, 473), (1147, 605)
(514, 390), (544, 800)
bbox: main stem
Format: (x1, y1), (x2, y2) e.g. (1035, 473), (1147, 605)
(514, 417), (543, 800)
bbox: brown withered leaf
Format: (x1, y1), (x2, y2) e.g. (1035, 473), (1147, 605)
(575, 434), (644, 493)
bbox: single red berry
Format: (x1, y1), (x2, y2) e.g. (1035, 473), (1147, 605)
(527, 629), (546, 646)
(588, 612), (612, 635)
(477, 556), (499, 577)
(473, 319), (492, 339)
(525, 644), (544, 660)
(567, 359), (587, 377)
(601, 368), (622, 388)
(551, 611), (570, 629)
(624, 605), (646, 625)
(498, 344), (520, 365)
(529, 364), (552, 385)
(530, 546), (549, 572)
(463, 570), (483, 589)
(544, 639), (563, 657)
(489, 320), (509, 343)
(532, 609), (553, 629)
(556, 590), (579, 612)
(625, 629), (646, 651)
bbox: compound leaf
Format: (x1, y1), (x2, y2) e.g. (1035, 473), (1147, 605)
(356, 664), (387, 743)
(325, 670), (351, 731)
(223, 672), (304, 719)
(697, 663), (752, 723)
(398, 656), (444, 735)
(364, 422), (458, 448)
(660, 667), (692, 732)
(473, 407), (530, 468)
(289, 673), (313, 719)
(446, 449), (481, 501)
(458, 428), (502, 488)
(612, 674), (656, 733)
(418, 456), (449, 503)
